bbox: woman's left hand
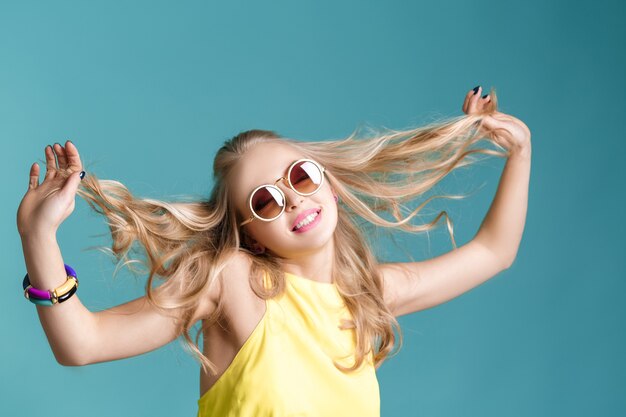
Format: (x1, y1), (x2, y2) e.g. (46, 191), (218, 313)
(462, 86), (532, 155)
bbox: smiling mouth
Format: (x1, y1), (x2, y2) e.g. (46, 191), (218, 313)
(292, 208), (322, 232)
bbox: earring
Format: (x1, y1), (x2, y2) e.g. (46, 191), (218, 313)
(251, 244), (266, 255)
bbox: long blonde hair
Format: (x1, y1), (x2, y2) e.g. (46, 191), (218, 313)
(75, 89), (506, 375)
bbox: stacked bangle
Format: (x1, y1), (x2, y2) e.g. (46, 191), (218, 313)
(23, 264), (79, 306)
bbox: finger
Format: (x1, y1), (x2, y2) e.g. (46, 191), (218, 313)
(28, 162), (40, 190)
(59, 169), (83, 200)
(53, 142), (68, 170)
(463, 87), (476, 114)
(468, 86), (482, 114)
(462, 91), (470, 114)
(480, 93), (490, 104)
(44, 145), (57, 179)
(64, 140), (83, 172)
(464, 86), (481, 114)
(463, 85), (480, 113)
(474, 93), (490, 114)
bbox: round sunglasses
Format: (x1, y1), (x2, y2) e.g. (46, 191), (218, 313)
(239, 159), (326, 227)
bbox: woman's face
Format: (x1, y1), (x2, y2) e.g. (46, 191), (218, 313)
(230, 142), (338, 259)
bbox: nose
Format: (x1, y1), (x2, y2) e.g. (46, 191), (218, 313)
(277, 181), (304, 211)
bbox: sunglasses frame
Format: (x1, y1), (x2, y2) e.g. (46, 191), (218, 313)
(239, 158), (326, 227)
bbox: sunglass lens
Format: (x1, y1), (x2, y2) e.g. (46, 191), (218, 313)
(290, 161), (323, 194)
(251, 186), (284, 220)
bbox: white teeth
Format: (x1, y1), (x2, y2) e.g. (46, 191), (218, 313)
(294, 211), (319, 230)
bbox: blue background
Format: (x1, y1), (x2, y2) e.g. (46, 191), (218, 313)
(2, 0), (625, 416)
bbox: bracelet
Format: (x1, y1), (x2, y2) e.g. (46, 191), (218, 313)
(22, 264), (79, 306)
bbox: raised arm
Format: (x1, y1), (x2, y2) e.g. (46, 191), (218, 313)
(17, 142), (218, 366)
(468, 95), (532, 264)
(20, 231), (218, 366)
(86, 278), (218, 366)
(379, 89), (532, 317)
(20, 230), (96, 365)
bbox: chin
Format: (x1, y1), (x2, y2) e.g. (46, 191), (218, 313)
(277, 219), (336, 255)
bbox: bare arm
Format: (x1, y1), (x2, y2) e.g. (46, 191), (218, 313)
(17, 142), (218, 367)
(21, 232), (98, 365)
(474, 147), (531, 266)
(379, 91), (532, 316)
(21, 231), (219, 366)
(380, 239), (508, 317)
(462, 90), (532, 265)
(88, 274), (219, 366)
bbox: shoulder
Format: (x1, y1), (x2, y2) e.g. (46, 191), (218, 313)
(221, 250), (258, 290)
(197, 250), (256, 322)
(213, 250), (259, 302)
(374, 263), (400, 315)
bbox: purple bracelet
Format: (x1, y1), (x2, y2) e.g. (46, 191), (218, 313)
(22, 264), (78, 305)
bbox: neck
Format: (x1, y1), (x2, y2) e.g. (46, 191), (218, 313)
(278, 238), (335, 284)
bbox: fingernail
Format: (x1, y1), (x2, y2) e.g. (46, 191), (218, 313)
(79, 171), (85, 180)
(482, 94), (489, 99)
(473, 86), (480, 95)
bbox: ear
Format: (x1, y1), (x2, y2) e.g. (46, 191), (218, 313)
(242, 230), (266, 254)
(251, 244), (266, 255)
(241, 230), (255, 246)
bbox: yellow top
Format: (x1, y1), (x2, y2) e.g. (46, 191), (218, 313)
(197, 271), (380, 417)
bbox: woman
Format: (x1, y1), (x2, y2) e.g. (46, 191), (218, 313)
(17, 85), (531, 416)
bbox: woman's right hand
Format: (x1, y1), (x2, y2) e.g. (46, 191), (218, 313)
(17, 141), (85, 238)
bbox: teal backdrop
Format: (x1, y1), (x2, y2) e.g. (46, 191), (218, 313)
(2, 1), (624, 416)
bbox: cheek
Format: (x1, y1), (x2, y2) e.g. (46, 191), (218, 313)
(249, 222), (287, 245)
(244, 217), (273, 237)
(318, 186), (335, 204)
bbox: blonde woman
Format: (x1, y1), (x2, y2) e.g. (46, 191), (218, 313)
(17, 85), (531, 416)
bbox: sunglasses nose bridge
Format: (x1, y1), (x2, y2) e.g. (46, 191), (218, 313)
(274, 176), (299, 196)
(274, 181), (305, 210)
(274, 176), (289, 187)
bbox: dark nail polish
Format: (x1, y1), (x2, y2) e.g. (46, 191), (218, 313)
(473, 86), (480, 95)
(79, 171), (85, 180)
(482, 94), (489, 99)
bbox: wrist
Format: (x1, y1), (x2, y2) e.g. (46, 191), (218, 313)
(509, 142), (532, 160)
(21, 230), (58, 245)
